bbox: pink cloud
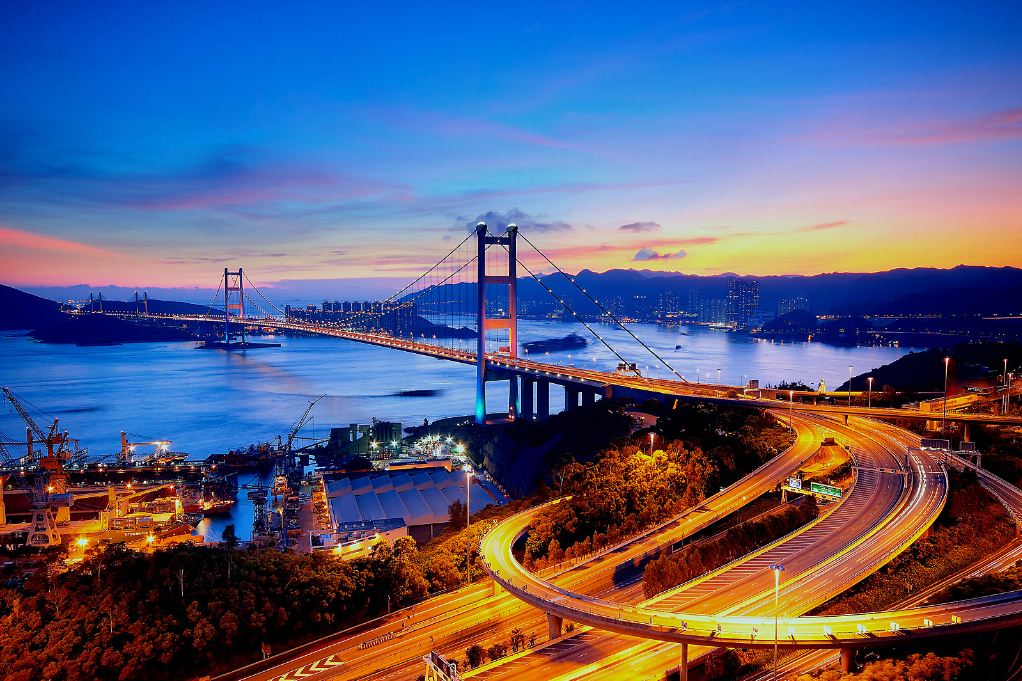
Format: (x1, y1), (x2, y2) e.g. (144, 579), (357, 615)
(0, 225), (115, 256)
(798, 220), (849, 233)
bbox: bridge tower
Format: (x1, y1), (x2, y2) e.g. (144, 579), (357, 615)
(223, 268), (246, 346)
(475, 222), (518, 424)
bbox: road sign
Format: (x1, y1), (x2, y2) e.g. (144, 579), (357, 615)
(809, 481), (842, 498)
(921, 438), (951, 451)
(787, 476), (802, 490)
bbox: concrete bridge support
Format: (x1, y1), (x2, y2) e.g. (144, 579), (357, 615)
(536, 380), (550, 421)
(679, 642), (689, 681)
(520, 377), (535, 420)
(508, 375), (519, 419)
(963, 422), (971, 443)
(547, 613), (563, 639)
(581, 388), (596, 407)
(840, 648), (855, 673)
(565, 387), (580, 411)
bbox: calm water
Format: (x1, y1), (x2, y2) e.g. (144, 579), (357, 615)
(1, 321), (915, 538)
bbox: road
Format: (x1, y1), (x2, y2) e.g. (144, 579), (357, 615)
(743, 440), (1022, 680)
(225, 413), (830, 681)
(474, 415), (948, 679)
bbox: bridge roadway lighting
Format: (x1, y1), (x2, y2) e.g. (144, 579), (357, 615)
(867, 377), (874, 409)
(943, 356), (950, 434)
(769, 563), (785, 681)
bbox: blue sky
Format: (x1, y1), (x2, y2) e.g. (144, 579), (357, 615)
(1, 1), (1020, 299)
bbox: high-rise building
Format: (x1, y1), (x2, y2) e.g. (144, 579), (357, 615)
(726, 278), (760, 328)
(777, 296), (809, 317)
(700, 298), (727, 324)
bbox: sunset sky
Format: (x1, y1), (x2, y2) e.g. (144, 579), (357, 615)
(1, 2), (1020, 298)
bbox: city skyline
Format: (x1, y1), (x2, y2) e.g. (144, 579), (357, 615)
(2, 2), (1021, 294)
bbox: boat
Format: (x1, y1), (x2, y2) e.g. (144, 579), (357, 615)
(522, 333), (587, 354)
(199, 498), (236, 516)
(206, 444), (276, 471)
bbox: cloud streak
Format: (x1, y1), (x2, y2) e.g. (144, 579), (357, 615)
(633, 247), (687, 261)
(618, 221), (661, 233)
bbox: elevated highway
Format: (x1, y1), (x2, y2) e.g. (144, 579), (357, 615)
(477, 414), (949, 679)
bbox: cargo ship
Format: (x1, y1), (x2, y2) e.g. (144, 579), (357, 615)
(522, 333), (587, 354)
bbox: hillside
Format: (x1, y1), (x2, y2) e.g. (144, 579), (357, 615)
(0, 284), (65, 330)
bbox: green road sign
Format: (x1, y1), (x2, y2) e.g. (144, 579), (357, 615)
(809, 481), (842, 498)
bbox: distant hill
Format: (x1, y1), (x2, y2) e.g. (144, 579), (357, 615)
(0, 284), (65, 330)
(419, 265), (1022, 318)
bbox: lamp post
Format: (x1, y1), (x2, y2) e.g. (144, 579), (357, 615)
(943, 356), (950, 434)
(847, 365), (853, 406)
(464, 463), (472, 583)
(717, 368), (721, 385)
(867, 377), (874, 409)
(649, 432), (655, 456)
(1005, 358), (1010, 414)
(770, 563), (785, 681)
(789, 390), (794, 431)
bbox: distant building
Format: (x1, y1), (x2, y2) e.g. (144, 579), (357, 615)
(726, 278), (760, 328)
(700, 298), (727, 324)
(778, 296), (809, 318)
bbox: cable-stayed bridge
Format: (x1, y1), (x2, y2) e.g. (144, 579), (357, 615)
(105, 223), (1022, 428)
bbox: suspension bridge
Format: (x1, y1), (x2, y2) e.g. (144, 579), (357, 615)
(99, 223), (1022, 429)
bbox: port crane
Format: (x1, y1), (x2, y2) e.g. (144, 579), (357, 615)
(1, 387), (83, 546)
(118, 432), (177, 466)
(1, 387), (88, 469)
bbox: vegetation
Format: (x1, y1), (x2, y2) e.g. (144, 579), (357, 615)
(520, 402), (794, 568)
(812, 470), (1014, 616)
(931, 563), (1022, 603)
(643, 497), (818, 598)
(795, 650), (974, 681)
(0, 501), (524, 681)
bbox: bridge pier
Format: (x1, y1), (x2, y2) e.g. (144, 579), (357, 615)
(521, 377), (535, 420)
(565, 387), (579, 412)
(537, 380), (550, 421)
(581, 389), (596, 407)
(963, 422), (971, 443)
(546, 613), (563, 639)
(840, 647), (855, 673)
(679, 642), (689, 681)
(508, 374), (519, 419)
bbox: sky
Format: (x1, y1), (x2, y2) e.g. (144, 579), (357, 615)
(1, 1), (1021, 301)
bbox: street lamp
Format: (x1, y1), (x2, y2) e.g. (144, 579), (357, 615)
(867, 377), (874, 409)
(769, 563), (785, 681)
(847, 365), (853, 406)
(464, 463), (473, 583)
(716, 368), (721, 385)
(649, 432), (655, 456)
(942, 356), (950, 434)
(788, 390), (795, 430)
(1005, 358), (1010, 414)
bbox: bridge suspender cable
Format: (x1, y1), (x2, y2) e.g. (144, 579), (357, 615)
(518, 232), (688, 383)
(503, 246), (635, 370)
